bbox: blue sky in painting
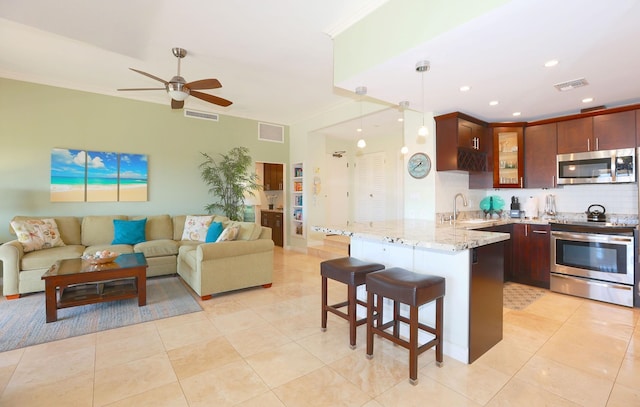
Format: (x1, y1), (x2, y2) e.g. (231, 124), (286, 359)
(50, 148), (86, 178)
(120, 153), (148, 180)
(87, 150), (118, 179)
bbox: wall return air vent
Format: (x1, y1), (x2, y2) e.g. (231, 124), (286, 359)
(258, 122), (284, 143)
(553, 78), (589, 92)
(184, 109), (219, 121)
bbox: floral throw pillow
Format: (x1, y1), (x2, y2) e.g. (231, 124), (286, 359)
(11, 218), (66, 253)
(216, 224), (241, 242)
(181, 215), (214, 242)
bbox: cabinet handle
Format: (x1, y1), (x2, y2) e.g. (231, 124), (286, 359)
(552, 175), (555, 186)
(520, 177), (523, 188)
(532, 230), (548, 234)
(595, 137), (599, 151)
(587, 138), (590, 151)
(525, 225), (528, 237)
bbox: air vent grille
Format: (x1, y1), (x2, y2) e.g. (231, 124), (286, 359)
(554, 78), (589, 92)
(184, 109), (219, 121)
(258, 122), (284, 143)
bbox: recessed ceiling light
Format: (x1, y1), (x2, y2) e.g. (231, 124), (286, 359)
(356, 127), (362, 132)
(544, 59), (559, 67)
(489, 101), (499, 106)
(512, 112), (521, 117)
(582, 97), (594, 103)
(397, 117), (404, 122)
(459, 85), (471, 92)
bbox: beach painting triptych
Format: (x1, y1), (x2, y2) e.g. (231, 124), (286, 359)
(50, 148), (148, 202)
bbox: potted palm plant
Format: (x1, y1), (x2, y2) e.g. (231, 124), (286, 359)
(200, 146), (260, 221)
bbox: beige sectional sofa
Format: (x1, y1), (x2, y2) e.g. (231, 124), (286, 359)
(0, 214), (274, 300)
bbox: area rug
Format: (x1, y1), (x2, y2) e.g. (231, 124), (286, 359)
(503, 282), (547, 310)
(0, 276), (202, 352)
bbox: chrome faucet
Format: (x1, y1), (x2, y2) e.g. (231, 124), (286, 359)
(453, 193), (468, 221)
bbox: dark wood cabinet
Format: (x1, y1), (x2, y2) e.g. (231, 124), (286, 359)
(524, 123), (557, 188)
(557, 117), (592, 154)
(492, 125), (524, 188)
(636, 110), (640, 146)
(593, 110), (635, 151)
(435, 112), (490, 172)
(260, 210), (283, 247)
(557, 111), (635, 154)
(511, 224), (550, 288)
(263, 163), (283, 191)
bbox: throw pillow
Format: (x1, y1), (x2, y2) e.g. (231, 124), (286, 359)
(205, 222), (224, 243)
(216, 224), (241, 242)
(181, 215), (214, 242)
(112, 218), (147, 245)
(11, 218), (66, 253)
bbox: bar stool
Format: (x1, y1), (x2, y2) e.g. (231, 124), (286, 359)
(321, 257), (385, 349)
(365, 267), (445, 385)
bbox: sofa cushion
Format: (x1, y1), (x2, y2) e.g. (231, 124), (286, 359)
(134, 239), (179, 258)
(11, 218), (66, 252)
(84, 244), (134, 257)
(112, 218), (147, 245)
(21, 245), (86, 271)
(181, 215), (214, 242)
(180, 247), (198, 270)
(81, 215), (127, 246)
(205, 222), (224, 243)
(131, 214), (173, 240)
(11, 216), (81, 245)
(234, 222), (262, 241)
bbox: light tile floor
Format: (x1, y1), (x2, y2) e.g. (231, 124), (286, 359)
(1, 247), (640, 406)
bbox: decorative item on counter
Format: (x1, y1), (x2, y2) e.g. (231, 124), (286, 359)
(479, 195), (505, 219)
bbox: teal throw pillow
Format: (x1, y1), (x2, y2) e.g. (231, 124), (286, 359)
(205, 221), (224, 243)
(112, 218), (147, 245)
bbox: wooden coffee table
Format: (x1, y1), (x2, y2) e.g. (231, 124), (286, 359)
(41, 253), (148, 323)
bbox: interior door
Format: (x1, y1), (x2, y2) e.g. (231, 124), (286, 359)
(355, 152), (386, 222)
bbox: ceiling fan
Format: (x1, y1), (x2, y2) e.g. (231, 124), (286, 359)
(118, 47), (232, 109)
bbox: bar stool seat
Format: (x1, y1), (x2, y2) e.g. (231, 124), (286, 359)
(366, 267), (445, 385)
(321, 257), (385, 349)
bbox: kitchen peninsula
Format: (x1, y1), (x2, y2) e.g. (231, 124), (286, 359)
(312, 220), (510, 364)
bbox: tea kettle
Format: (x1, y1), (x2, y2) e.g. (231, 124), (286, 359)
(585, 204), (606, 222)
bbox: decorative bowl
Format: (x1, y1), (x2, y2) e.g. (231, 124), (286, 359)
(82, 254), (118, 264)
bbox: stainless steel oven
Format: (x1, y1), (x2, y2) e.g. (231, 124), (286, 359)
(550, 222), (637, 307)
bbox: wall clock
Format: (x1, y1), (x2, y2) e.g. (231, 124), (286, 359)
(407, 152), (431, 179)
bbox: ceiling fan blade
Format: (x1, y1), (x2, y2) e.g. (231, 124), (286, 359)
(171, 99), (185, 109)
(117, 87), (166, 91)
(185, 79), (222, 90)
(129, 68), (169, 85)
(191, 91), (233, 107)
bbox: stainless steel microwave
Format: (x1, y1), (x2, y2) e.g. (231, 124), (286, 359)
(557, 148), (636, 185)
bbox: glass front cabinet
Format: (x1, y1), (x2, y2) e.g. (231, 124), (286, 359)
(492, 125), (524, 188)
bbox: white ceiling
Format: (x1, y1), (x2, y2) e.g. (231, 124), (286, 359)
(1, 0), (639, 132)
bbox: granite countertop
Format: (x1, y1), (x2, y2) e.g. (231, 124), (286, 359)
(312, 219), (511, 252)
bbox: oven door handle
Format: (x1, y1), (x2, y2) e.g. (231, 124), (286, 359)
(551, 230), (634, 244)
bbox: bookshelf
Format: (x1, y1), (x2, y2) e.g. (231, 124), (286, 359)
(291, 163), (304, 238)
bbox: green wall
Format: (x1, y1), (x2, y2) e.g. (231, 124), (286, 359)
(0, 78), (289, 242)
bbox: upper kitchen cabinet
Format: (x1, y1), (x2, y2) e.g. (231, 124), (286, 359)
(637, 109), (640, 146)
(492, 124), (524, 188)
(435, 112), (490, 172)
(557, 110), (635, 154)
(263, 163), (283, 191)
(524, 123), (557, 188)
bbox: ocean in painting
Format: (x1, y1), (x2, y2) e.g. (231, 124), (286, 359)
(51, 176), (146, 190)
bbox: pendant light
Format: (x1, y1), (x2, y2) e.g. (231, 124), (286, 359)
(355, 86), (367, 148)
(398, 100), (409, 154)
(416, 60), (430, 137)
